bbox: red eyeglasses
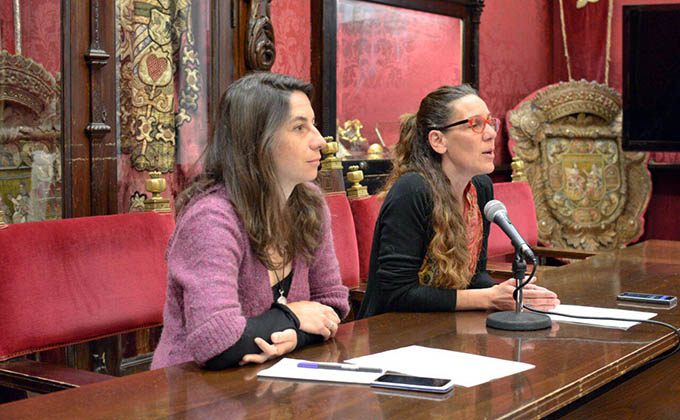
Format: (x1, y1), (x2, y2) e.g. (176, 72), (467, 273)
(432, 116), (500, 134)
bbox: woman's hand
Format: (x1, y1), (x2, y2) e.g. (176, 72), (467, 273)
(239, 328), (298, 365)
(489, 278), (560, 311)
(285, 301), (340, 340)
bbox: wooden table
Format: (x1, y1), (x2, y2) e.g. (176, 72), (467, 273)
(1, 240), (679, 419)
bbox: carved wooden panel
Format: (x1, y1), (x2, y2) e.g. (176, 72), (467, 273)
(508, 80), (651, 251)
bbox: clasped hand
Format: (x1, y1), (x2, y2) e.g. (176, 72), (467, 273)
(240, 300), (340, 365)
(285, 300), (340, 339)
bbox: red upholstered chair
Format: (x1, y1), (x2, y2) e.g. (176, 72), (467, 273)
(324, 192), (362, 320)
(324, 192), (360, 290)
(487, 181), (539, 262)
(487, 181), (599, 280)
(348, 194), (382, 281)
(0, 212), (174, 395)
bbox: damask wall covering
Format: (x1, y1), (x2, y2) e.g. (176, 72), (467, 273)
(270, 0), (311, 81)
(336, 0), (462, 147)
(478, 0), (553, 167)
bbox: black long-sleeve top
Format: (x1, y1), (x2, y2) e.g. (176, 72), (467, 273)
(357, 172), (495, 319)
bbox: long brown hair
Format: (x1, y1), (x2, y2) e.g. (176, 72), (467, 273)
(382, 84), (478, 289)
(176, 72), (325, 269)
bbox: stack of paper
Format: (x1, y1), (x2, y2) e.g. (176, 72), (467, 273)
(547, 304), (656, 330)
(257, 345), (534, 388)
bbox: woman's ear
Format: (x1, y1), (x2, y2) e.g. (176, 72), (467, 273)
(428, 130), (447, 155)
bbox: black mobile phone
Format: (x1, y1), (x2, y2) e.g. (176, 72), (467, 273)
(616, 292), (677, 306)
(370, 373), (454, 393)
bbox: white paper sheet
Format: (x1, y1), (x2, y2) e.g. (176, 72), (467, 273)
(547, 304), (657, 330)
(345, 345), (534, 388)
(257, 358), (384, 384)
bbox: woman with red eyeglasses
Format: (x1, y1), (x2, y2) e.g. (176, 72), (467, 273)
(357, 84), (559, 319)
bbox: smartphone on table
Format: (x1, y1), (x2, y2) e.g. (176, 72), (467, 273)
(370, 373), (454, 393)
(616, 292), (677, 306)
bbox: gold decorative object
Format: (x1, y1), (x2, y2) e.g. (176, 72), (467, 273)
(367, 143), (385, 160)
(510, 156), (527, 182)
(321, 138), (342, 170)
(144, 171), (171, 213)
(346, 165), (368, 199)
(507, 80), (651, 252)
(337, 119), (369, 155)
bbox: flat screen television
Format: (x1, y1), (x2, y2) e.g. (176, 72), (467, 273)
(622, 4), (680, 151)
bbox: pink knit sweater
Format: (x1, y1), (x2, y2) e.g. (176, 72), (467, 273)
(151, 184), (349, 369)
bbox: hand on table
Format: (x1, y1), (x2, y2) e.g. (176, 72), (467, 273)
(285, 300), (340, 339)
(490, 277), (560, 311)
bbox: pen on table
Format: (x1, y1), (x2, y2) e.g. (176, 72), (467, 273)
(297, 361), (383, 373)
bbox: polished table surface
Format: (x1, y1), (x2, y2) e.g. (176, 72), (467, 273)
(2, 240), (679, 419)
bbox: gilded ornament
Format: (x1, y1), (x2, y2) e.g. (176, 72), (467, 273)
(346, 165), (368, 199)
(508, 80), (651, 252)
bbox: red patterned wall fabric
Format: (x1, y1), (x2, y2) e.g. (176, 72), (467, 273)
(336, 0), (462, 146)
(479, 0), (553, 168)
(271, 0), (311, 82)
(0, 2), (15, 53)
(0, 0), (60, 76)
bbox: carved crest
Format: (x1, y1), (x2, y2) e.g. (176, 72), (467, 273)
(507, 80), (651, 251)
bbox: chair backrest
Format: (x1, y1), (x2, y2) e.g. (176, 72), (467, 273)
(506, 80), (652, 251)
(348, 194), (381, 281)
(0, 212), (174, 361)
(324, 192), (360, 288)
(487, 181), (538, 260)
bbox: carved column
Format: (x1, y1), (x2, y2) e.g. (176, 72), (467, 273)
(467, 0), (484, 90)
(83, 0), (116, 216)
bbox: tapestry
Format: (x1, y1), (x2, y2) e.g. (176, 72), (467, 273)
(118, 0), (201, 173)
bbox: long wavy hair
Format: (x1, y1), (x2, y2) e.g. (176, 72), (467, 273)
(176, 72), (325, 269)
(381, 84), (479, 289)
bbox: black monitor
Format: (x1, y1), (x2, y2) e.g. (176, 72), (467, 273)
(622, 4), (680, 151)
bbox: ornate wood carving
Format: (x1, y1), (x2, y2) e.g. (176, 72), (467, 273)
(245, 0), (276, 71)
(507, 80), (651, 251)
(84, 0), (111, 140)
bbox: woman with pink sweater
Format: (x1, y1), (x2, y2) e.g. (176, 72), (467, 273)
(151, 72), (349, 370)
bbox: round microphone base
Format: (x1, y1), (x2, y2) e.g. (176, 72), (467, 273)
(486, 311), (552, 331)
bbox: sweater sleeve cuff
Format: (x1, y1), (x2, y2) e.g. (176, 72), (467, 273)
(187, 310), (246, 364)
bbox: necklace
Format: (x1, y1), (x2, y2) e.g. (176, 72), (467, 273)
(274, 268), (287, 305)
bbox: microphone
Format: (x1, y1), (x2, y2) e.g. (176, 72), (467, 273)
(484, 200), (537, 264)
(484, 199), (551, 332)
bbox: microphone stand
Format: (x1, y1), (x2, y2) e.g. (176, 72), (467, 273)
(486, 249), (552, 331)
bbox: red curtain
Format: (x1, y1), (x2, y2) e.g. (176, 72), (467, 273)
(553, 0), (611, 84)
